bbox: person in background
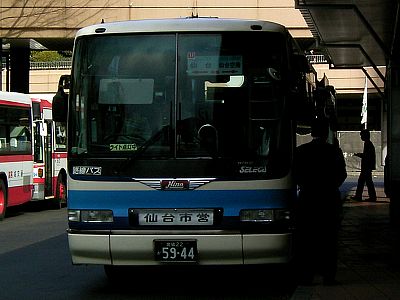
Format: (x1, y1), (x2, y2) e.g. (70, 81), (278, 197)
(294, 117), (347, 285)
(351, 129), (377, 202)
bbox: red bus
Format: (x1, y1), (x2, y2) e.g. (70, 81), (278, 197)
(0, 91), (34, 220)
(32, 97), (67, 209)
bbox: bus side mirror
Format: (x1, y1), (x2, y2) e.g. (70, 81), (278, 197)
(291, 55), (314, 132)
(52, 75), (70, 122)
(292, 54), (311, 73)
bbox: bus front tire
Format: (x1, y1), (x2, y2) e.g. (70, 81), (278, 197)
(104, 265), (133, 282)
(54, 175), (67, 209)
(0, 180), (7, 221)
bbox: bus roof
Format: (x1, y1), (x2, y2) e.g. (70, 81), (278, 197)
(76, 17), (287, 38)
(31, 98), (52, 110)
(0, 91), (32, 106)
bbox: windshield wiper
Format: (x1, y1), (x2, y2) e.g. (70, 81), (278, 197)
(116, 125), (170, 173)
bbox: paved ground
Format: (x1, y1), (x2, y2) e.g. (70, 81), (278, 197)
(291, 176), (400, 299)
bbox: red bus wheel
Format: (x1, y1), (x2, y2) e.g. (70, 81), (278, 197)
(0, 180), (7, 221)
(55, 176), (67, 209)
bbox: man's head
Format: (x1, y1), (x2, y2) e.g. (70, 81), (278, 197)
(311, 117), (329, 140)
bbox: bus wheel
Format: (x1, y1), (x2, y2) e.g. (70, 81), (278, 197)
(104, 265), (132, 282)
(0, 180), (7, 221)
(104, 265), (119, 282)
(54, 175), (67, 209)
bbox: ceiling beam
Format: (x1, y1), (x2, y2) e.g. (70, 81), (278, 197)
(323, 43), (385, 82)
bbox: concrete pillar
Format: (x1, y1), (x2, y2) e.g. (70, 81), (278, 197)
(387, 61), (400, 225)
(387, 2), (400, 225)
(10, 45), (30, 93)
(0, 39), (2, 90)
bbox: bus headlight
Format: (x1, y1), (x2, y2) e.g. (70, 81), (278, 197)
(68, 209), (114, 222)
(240, 209), (290, 223)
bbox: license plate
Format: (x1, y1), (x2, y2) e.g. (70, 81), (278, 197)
(154, 240), (198, 262)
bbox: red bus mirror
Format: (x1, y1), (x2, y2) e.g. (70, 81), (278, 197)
(52, 75), (70, 122)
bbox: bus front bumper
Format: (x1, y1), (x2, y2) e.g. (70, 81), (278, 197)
(67, 230), (293, 265)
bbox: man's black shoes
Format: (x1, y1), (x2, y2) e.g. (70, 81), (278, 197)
(350, 196), (362, 201)
(365, 197), (377, 202)
(350, 196), (377, 202)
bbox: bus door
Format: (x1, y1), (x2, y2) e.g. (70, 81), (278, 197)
(44, 120), (53, 197)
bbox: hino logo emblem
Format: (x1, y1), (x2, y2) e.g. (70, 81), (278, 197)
(161, 180), (189, 190)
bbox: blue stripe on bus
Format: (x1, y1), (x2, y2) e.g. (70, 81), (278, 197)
(68, 188), (296, 217)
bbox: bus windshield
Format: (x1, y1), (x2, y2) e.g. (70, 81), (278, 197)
(70, 32), (292, 178)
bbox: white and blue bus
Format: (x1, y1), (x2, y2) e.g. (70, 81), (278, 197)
(53, 17), (319, 277)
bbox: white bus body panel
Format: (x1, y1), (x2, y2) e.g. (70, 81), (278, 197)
(76, 18), (286, 37)
(68, 232), (293, 265)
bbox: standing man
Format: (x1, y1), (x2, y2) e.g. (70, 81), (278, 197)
(294, 117), (347, 285)
(351, 129), (377, 201)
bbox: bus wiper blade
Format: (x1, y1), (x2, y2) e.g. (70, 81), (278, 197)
(117, 126), (168, 173)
